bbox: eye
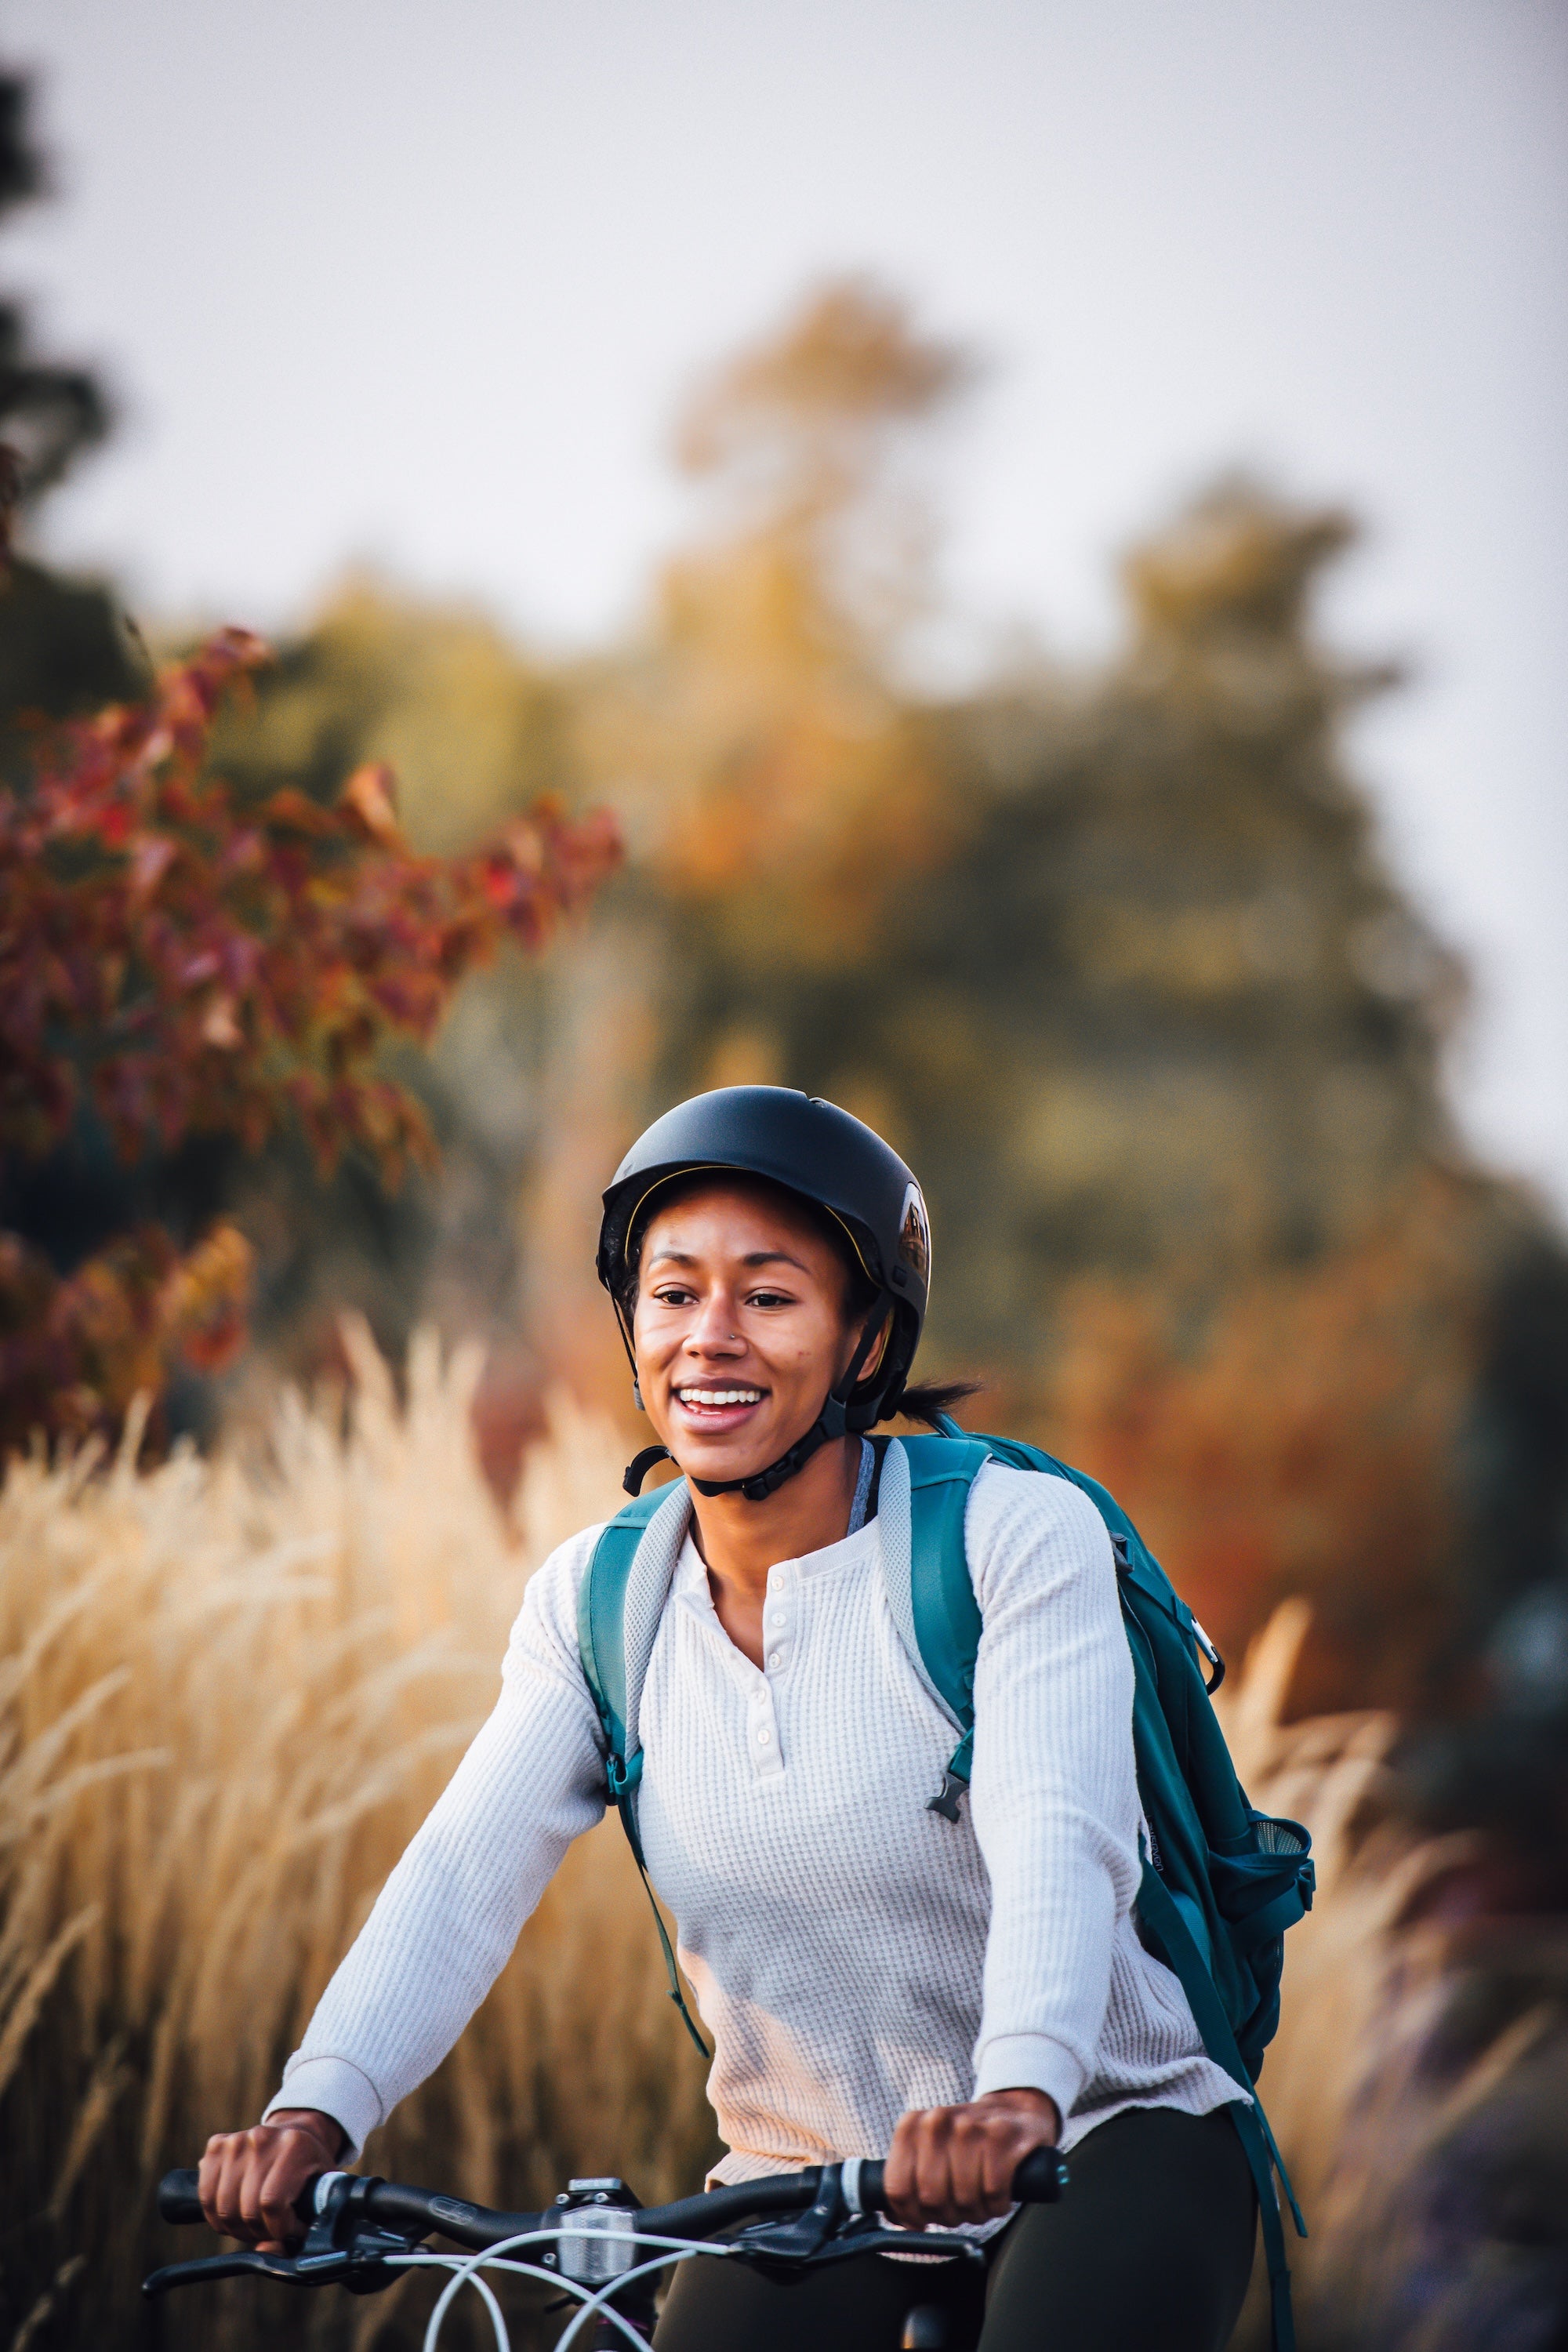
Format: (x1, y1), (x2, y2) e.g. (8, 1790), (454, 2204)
(745, 1287), (794, 1309)
(651, 1283), (699, 1308)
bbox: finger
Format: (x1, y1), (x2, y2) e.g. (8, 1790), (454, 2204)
(197, 2136), (226, 2231)
(212, 2140), (254, 2243)
(978, 2126), (1018, 2212)
(954, 2111), (1006, 2223)
(949, 2111), (994, 2220)
(968, 2114), (1029, 2216)
(888, 2109), (950, 2227)
(235, 2132), (271, 2238)
(913, 2109), (956, 2223)
(260, 2137), (313, 2248)
(883, 2111), (924, 2227)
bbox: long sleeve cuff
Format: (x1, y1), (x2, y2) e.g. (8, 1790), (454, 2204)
(973, 2032), (1084, 2127)
(263, 2056), (385, 2165)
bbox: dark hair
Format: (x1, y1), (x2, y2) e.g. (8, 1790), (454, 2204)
(889, 1377), (985, 1432)
(620, 1169), (982, 1432)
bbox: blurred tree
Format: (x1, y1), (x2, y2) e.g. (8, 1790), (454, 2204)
(868, 484), (1465, 1359)
(192, 283), (975, 1414)
(0, 74), (109, 502)
(0, 74), (616, 1453)
(586, 278), (967, 956)
(523, 283), (975, 1394)
(604, 314), (1464, 1334)
(189, 583), (591, 1454)
(143, 278), (1566, 1704)
(0, 632), (618, 1454)
(1044, 1175), (1490, 1715)
(202, 580), (582, 851)
(565, 291), (1559, 1708)
(0, 71), (146, 775)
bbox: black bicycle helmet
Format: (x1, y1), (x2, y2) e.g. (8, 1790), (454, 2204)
(597, 1086), (932, 1501)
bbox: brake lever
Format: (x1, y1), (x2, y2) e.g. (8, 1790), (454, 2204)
(143, 2232), (419, 2299)
(728, 2161), (851, 2260)
(727, 2165), (983, 2270)
(731, 2216), (985, 2267)
(143, 2174), (422, 2299)
(143, 2248), (343, 2294)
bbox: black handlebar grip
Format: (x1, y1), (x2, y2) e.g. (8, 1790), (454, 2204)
(858, 2147), (1067, 2214)
(1011, 2146), (1069, 2203)
(157, 2165), (327, 2229)
(158, 2169), (205, 2225)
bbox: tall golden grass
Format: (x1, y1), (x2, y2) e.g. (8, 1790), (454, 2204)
(2, 1337), (1558, 2348)
(1220, 1606), (1567, 2350)
(0, 1324), (713, 2350)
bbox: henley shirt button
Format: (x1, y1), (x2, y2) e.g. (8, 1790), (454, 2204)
(757, 1728), (771, 1745)
(768, 1652), (781, 1668)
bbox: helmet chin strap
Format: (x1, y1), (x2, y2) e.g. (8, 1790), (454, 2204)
(620, 1305), (894, 1501)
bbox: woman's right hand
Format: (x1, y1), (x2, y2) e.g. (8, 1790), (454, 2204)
(198, 2109), (347, 2250)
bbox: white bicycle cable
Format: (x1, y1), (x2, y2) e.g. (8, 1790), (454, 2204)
(392, 2224), (733, 2352)
(552, 2242), (735, 2352)
(393, 2252), (510, 2352)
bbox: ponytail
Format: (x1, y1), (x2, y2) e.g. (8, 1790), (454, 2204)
(884, 1379), (984, 1431)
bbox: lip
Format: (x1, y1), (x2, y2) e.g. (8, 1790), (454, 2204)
(670, 1384), (768, 1436)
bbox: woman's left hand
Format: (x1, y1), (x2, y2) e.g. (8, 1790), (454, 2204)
(884, 2087), (1062, 2228)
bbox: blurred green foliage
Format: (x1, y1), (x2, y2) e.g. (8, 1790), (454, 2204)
(0, 74), (145, 779)
(214, 289), (1466, 1339)
(6, 206), (1564, 1708)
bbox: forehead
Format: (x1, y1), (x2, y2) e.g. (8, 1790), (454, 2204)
(639, 1177), (830, 1262)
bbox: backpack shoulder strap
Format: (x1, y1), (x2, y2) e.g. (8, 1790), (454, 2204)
(575, 1476), (710, 2058)
(879, 1432), (992, 1817)
(576, 1477), (688, 1791)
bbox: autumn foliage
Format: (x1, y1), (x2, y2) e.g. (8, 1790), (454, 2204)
(1044, 1176), (1486, 1714)
(0, 630), (619, 1451)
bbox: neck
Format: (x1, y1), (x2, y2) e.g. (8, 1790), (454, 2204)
(687, 1432), (862, 1602)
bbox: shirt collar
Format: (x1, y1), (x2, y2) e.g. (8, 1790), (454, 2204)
(672, 1510), (880, 1596)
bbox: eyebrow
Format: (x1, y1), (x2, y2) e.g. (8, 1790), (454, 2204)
(646, 1247), (811, 1274)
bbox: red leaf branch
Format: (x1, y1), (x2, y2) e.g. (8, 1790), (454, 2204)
(0, 631), (622, 1450)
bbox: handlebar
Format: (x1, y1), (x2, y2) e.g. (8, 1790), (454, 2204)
(158, 2173), (210, 2225)
(147, 2145), (1069, 2325)
(158, 2145), (1067, 2245)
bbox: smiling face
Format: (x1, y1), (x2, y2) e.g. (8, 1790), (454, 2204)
(630, 1177), (873, 1486)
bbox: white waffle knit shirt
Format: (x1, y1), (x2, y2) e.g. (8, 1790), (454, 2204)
(267, 1461), (1240, 2172)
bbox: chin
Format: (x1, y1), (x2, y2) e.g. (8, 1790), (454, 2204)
(675, 1446), (764, 1484)
(668, 1431), (778, 1486)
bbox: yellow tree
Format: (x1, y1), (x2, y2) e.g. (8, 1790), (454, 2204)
(580, 278), (971, 967)
(522, 283), (978, 1396)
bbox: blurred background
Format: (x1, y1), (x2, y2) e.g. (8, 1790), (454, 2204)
(1, 5), (1565, 2349)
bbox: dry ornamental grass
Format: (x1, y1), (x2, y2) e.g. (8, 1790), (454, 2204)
(2, 1338), (1562, 2349)
(0, 1325), (713, 2350)
(1220, 1608), (1568, 2351)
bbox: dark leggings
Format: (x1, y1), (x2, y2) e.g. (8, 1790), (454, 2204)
(654, 2107), (1257, 2352)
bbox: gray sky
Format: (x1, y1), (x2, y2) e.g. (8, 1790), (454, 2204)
(8, 0), (1566, 1213)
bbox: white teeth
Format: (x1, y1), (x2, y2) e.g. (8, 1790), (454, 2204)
(676, 1388), (761, 1407)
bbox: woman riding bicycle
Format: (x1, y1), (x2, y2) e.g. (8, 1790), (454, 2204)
(201, 1087), (1258, 2350)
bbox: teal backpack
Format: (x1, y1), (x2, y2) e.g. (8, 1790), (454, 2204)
(577, 1421), (1315, 2349)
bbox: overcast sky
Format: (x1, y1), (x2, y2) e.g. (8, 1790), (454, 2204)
(7, 0), (1566, 1213)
